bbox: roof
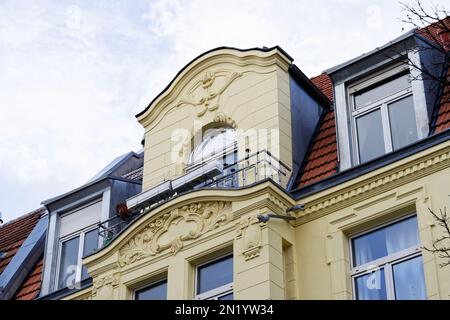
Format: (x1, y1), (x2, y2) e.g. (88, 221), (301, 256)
(0, 207), (45, 300)
(87, 150), (143, 183)
(121, 166), (143, 181)
(294, 18), (450, 189)
(324, 29), (416, 74)
(135, 46), (294, 119)
(432, 62), (450, 133)
(42, 151), (143, 206)
(416, 16), (450, 48)
(14, 256), (43, 300)
(296, 74), (338, 188)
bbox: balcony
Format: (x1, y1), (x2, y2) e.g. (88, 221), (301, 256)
(97, 149), (291, 246)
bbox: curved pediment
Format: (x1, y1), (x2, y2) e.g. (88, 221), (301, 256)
(83, 182), (294, 275)
(136, 46), (292, 129)
(118, 201), (232, 267)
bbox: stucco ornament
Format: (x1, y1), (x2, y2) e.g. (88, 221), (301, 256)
(176, 70), (242, 117)
(119, 201), (232, 266)
(235, 215), (263, 261)
(92, 274), (119, 299)
(213, 112), (237, 129)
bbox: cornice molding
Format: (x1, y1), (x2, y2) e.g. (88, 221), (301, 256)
(92, 274), (119, 296)
(235, 215), (264, 261)
(294, 144), (450, 225)
(83, 181), (294, 272)
(137, 48), (291, 129)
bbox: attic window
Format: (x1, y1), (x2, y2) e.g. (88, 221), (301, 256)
(187, 127), (238, 188)
(349, 69), (419, 164)
(188, 128), (237, 166)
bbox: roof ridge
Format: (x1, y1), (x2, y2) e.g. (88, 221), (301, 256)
(0, 207), (45, 229)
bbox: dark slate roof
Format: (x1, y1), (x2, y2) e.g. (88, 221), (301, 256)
(121, 166), (143, 181)
(296, 73), (338, 187)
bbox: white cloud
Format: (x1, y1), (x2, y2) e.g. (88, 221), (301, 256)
(0, 0), (448, 222)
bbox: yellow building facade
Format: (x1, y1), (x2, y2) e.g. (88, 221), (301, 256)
(64, 44), (450, 300)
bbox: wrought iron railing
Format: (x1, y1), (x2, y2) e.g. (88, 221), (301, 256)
(97, 149), (291, 246)
(98, 214), (139, 246)
(203, 149), (291, 188)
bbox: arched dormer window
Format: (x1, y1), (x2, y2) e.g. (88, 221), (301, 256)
(187, 127), (238, 187)
(188, 127), (237, 166)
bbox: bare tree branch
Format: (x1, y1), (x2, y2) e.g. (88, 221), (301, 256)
(423, 207), (450, 268)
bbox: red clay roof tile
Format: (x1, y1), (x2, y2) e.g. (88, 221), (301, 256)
(296, 18), (449, 189)
(14, 257), (43, 300)
(0, 208), (45, 300)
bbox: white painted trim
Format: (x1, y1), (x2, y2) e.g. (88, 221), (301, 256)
(194, 253), (233, 300)
(348, 63), (409, 94)
(54, 224), (99, 291)
(195, 283), (233, 300)
(408, 50), (430, 140)
(350, 79), (416, 165)
(40, 212), (58, 296)
(42, 190), (107, 295)
(349, 214), (425, 300)
(100, 189), (111, 248)
(133, 278), (168, 300)
(334, 82), (353, 170)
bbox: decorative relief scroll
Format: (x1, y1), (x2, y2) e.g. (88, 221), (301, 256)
(213, 112), (237, 129)
(92, 274), (119, 298)
(235, 215), (263, 261)
(119, 201), (232, 266)
(176, 70), (242, 117)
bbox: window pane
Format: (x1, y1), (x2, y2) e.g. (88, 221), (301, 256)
(81, 229), (99, 280)
(58, 236), (80, 289)
(352, 216), (420, 266)
(355, 268), (387, 300)
(135, 280), (167, 300)
(356, 109), (385, 163)
(189, 128), (236, 165)
(388, 95), (418, 150)
(354, 74), (410, 108)
(218, 293), (233, 300)
(393, 256), (426, 300)
(197, 255), (233, 294)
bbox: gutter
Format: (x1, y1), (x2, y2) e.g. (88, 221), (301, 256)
(291, 129), (450, 199)
(135, 45), (294, 118)
(323, 29), (416, 74)
(288, 64), (332, 107)
(41, 174), (141, 207)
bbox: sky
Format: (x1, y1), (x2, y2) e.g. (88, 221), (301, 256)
(0, 0), (448, 223)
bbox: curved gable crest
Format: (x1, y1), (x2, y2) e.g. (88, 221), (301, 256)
(136, 46), (292, 129)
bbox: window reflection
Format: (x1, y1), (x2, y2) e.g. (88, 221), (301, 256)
(393, 256), (426, 300)
(189, 128), (237, 166)
(135, 280), (167, 300)
(351, 215), (426, 300)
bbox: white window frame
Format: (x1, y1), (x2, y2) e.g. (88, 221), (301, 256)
(349, 69), (417, 165)
(187, 128), (238, 171)
(133, 278), (167, 300)
(194, 253), (233, 300)
(55, 223), (99, 291)
(349, 214), (424, 300)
